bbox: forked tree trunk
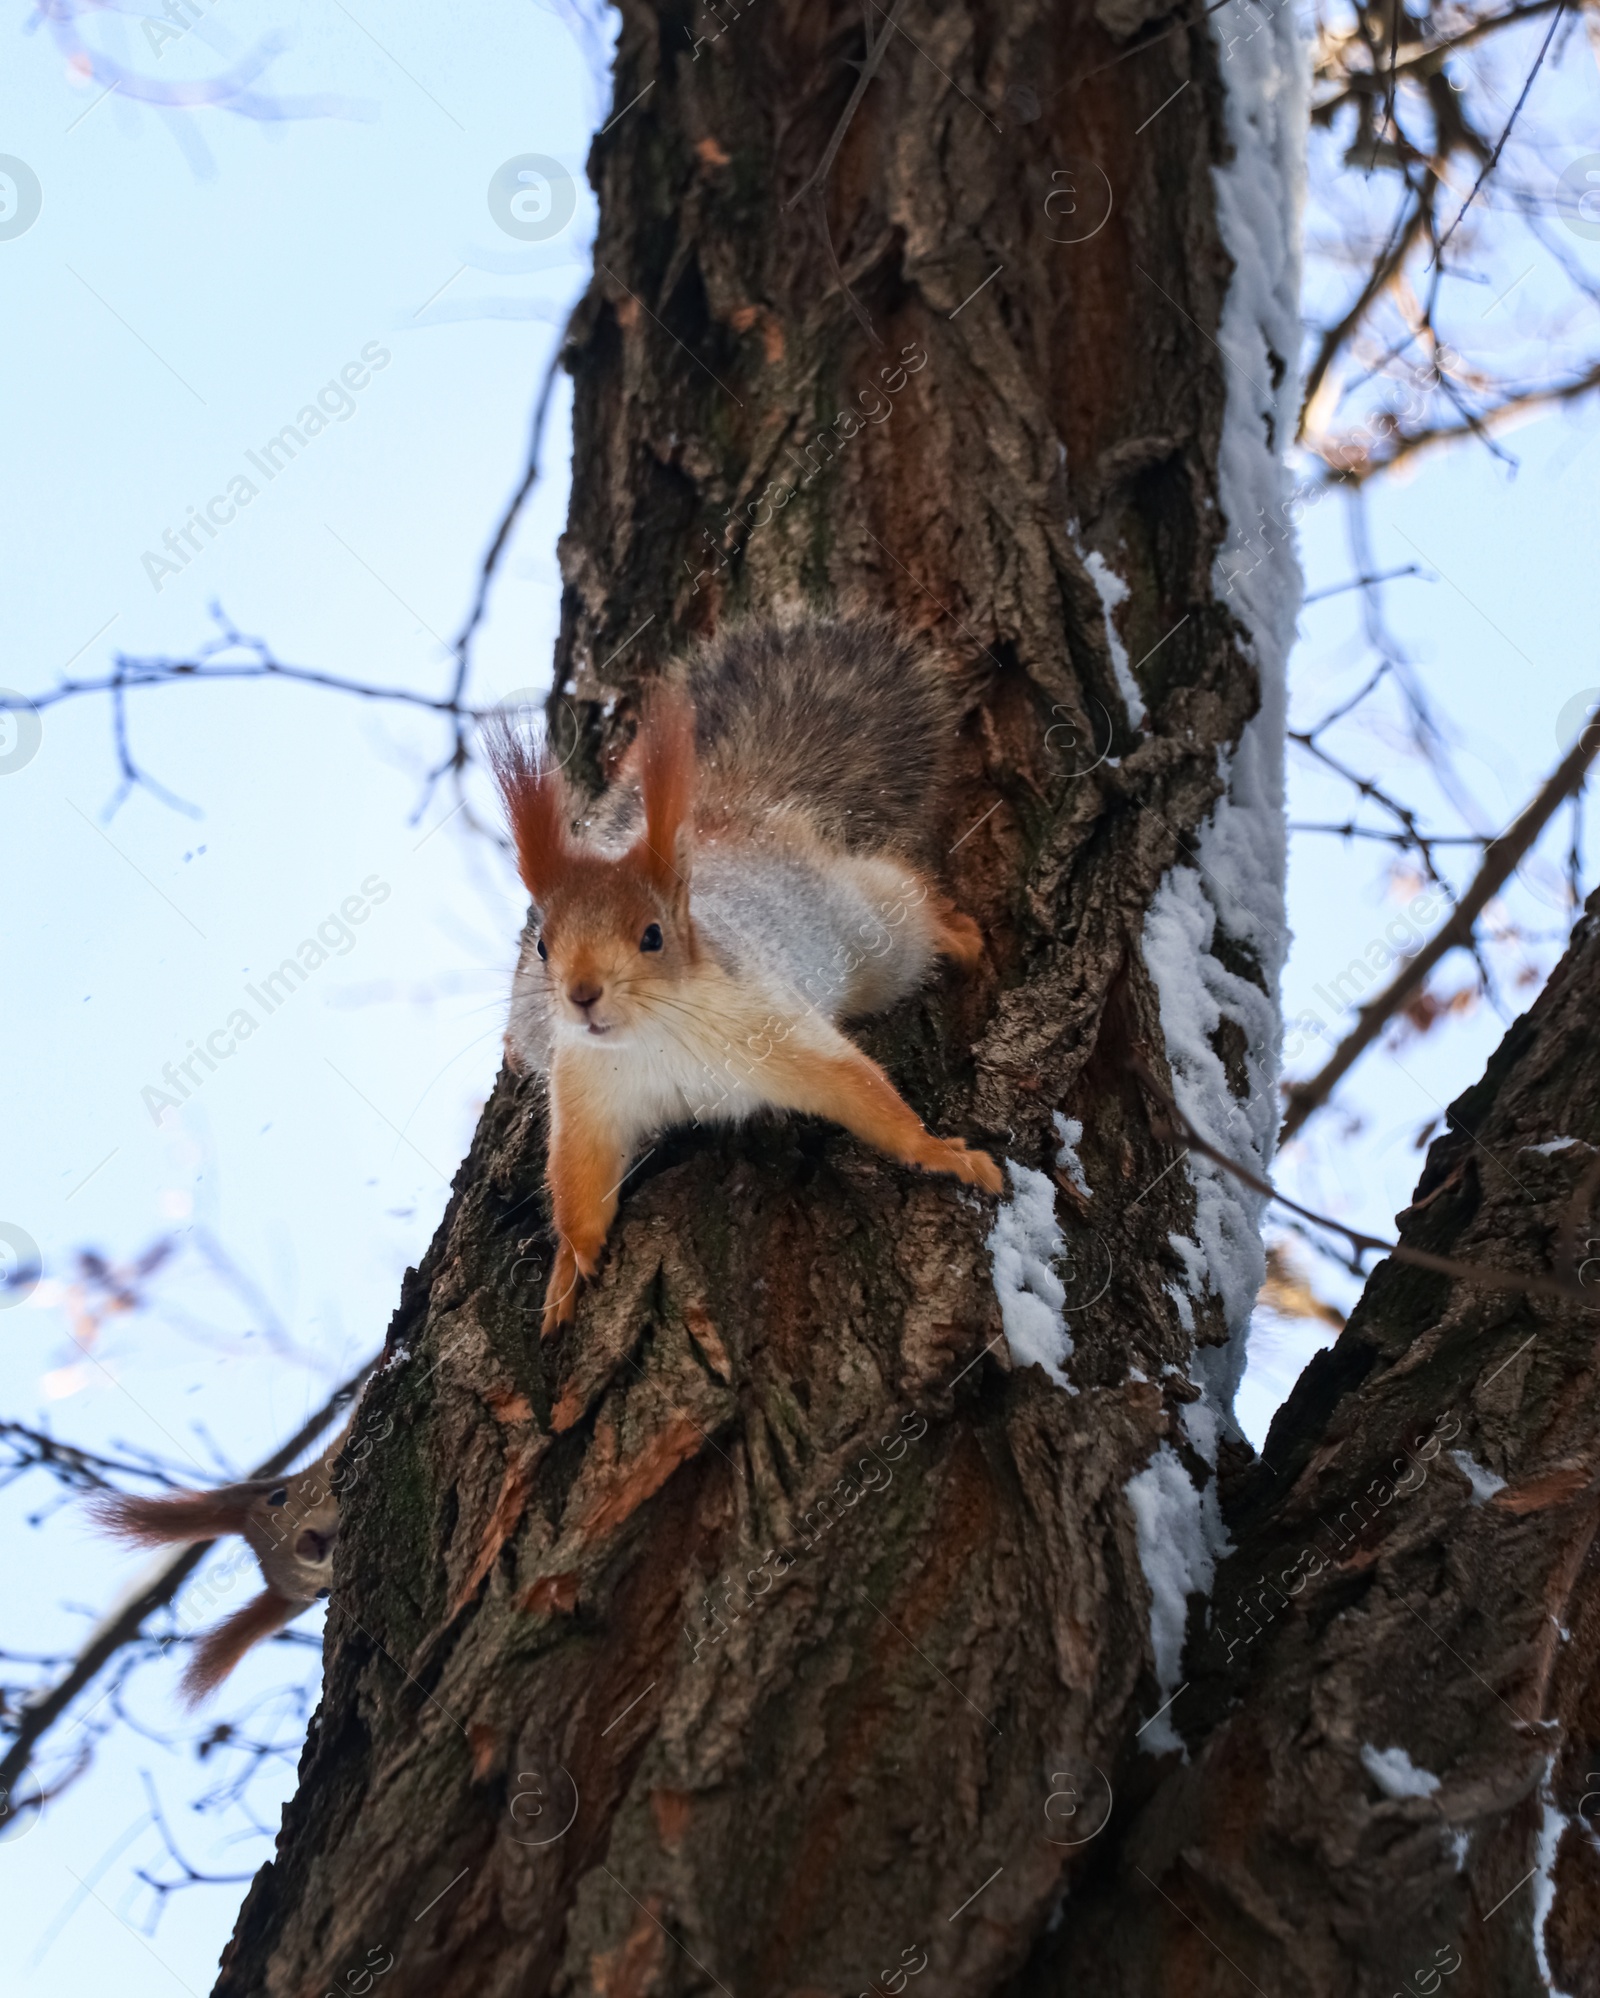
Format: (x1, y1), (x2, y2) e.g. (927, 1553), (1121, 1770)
(1045, 895), (1600, 1998)
(209, 2), (1346, 1992)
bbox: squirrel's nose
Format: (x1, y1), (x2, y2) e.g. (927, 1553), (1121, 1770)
(567, 980), (601, 1009)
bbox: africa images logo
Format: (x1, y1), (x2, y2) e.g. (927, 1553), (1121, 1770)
(139, 342), (391, 592)
(0, 155), (42, 242)
(141, 875), (390, 1121)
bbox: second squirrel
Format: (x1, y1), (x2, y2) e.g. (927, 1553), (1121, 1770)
(89, 1434), (348, 1702)
(488, 611), (1005, 1334)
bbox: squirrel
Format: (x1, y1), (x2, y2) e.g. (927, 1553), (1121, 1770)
(82, 617), (998, 1691)
(487, 610), (1004, 1336)
(88, 1430), (347, 1703)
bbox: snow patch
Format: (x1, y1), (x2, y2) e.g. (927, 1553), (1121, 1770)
(1052, 1113), (1091, 1199)
(1084, 548), (1147, 728)
(1525, 1136), (1582, 1156)
(1126, 1442), (1232, 1754)
(1180, 1396), (1224, 1469)
(1138, 0), (1304, 1417)
(1209, 0), (1306, 671)
(1447, 1827), (1470, 1872)
(988, 1162), (1077, 1391)
(1361, 1743), (1441, 1800)
(1534, 1771), (1574, 1997)
(1167, 1233), (1208, 1298)
(1164, 1281), (1195, 1334)
(1450, 1448), (1507, 1505)
(1144, 865), (1282, 1391)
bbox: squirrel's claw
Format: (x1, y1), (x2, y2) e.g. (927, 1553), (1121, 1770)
(930, 899), (985, 972)
(930, 1140), (1004, 1197)
(542, 1235), (605, 1334)
(542, 1241), (582, 1336)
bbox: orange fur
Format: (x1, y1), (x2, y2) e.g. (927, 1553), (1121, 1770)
(928, 893), (985, 971)
(89, 1485), (256, 1545)
(483, 712), (577, 907)
(765, 1041), (1004, 1194)
(543, 1056), (629, 1335)
(487, 622), (1000, 1334)
(625, 689), (696, 913)
(537, 1004), (1001, 1332)
(180, 1589), (301, 1704)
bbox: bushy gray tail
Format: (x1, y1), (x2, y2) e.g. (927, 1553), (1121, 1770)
(676, 612), (957, 856)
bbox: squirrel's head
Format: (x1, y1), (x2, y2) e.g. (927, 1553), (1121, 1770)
(89, 1460), (340, 1703)
(488, 692), (699, 1042)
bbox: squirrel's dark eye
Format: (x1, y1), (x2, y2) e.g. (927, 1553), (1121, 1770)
(640, 923), (663, 953)
(315, 1587), (330, 1601)
(535, 936), (548, 961)
(267, 1487), (288, 1507)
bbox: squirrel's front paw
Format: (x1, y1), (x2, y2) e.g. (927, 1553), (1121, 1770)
(927, 1138), (1005, 1196)
(541, 1241), (582, 1336)
(933, 903), (985, 972)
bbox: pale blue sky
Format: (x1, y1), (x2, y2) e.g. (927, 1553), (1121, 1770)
(2, 5), (1598, 1993)
(2, 5), (596, 1989)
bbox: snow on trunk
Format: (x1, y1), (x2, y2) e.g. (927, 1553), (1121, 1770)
(1140, 0), (1304, 1407)
(1127, 0), (1306, 1745)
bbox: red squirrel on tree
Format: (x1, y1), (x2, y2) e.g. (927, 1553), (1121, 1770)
(88, 1432), (348, 1703)
(487, 610), (1004, 1334)
(85, 615), (1002, 1700)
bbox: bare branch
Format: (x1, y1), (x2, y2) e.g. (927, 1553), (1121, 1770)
(0, 1358), (374, 1819)
(1433, 0), (1568, 261)
(0, 322), (573, 827)
(783, 2), (910, 341)
(1302, 182), (1434, 429)
(1300, 563), (1428, 603)
(1132, 1057), (1596, 1304)
(1288, 732), (1459, 885)
(1288, 821), (1486, 848)
(1281, 726), (1600, 1140)
(0, 1423), (185, 1502)
(786, 0), (906, 211)
(1313, 357), (1600, 487)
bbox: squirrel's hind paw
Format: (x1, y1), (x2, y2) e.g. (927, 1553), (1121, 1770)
(931, 900), (985, 972)
(541, 1241), (583, 1336)
(926, 1138), (1005, 1196)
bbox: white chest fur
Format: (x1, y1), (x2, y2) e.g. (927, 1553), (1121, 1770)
(549, 993), (783, 1136)
(507, 837), (940, 1104)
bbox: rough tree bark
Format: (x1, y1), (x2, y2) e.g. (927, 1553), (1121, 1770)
(209, 2), (1320, 1992)
(1041, 894), (1600, 1998)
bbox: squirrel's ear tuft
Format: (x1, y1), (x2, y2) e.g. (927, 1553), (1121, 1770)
(179, 1590), (301, 1704)
(88, 1484), (259, 1547)
(483, 713), (573, 906)
(629, 688), (696, 911)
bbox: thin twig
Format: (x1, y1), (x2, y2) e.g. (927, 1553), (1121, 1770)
(0, 323), (574, 826)
(0, 1358), (375, 1810)
(1289, 733), (1454, 885)
(1288, 822), (1485, 848)
(448, 324), (570, 681)
(783, 1), (906, 341)
(1281, 726), (1600, 1139)
(1433, 1), (1567, 262)
(1130, 1058), (1595, 1305)
(1301, 564), (1427, 604)
(786, 0), (905, 210)
(0, 1424), (187, 1500)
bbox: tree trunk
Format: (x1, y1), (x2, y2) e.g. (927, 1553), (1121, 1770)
(214, 2), (1306, 1992)
(1035, 894), (1600, 1998)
